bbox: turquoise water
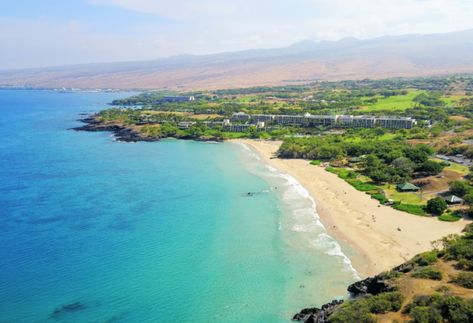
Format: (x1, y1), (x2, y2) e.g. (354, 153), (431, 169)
(0, 90), (357, 322)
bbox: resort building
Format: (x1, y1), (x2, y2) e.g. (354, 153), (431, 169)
(177, 121), (197, 129)
(273, 115), (307, 126)
(251, 114), (274, 123)
(229, 112), (418, 130)
(306, 115), (338, 126)
(352, 116), (377, 128)
(231, 112), (251, 122)
(376, 117), (416, 129)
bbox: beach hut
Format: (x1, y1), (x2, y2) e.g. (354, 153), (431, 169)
(443, 195), (464, 205)
(396, 183), (420, 192)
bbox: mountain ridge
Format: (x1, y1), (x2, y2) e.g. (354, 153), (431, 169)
(2, 29), (473, 90)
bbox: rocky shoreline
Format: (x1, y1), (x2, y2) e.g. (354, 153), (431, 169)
(71, 115), (224, 143)
(292, 265), (402, 322)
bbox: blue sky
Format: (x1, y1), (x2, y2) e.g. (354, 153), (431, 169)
(1, 0), (473, 69)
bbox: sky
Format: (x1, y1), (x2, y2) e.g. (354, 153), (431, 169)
(1, 0), (473, 70)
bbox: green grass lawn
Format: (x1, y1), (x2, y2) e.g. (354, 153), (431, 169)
(360, 90), (465, 112)
(384, 184), (426, 205)
(442, 95), (465, 106)
(345, 133), (397, 143)
(360, 90), (422, 111)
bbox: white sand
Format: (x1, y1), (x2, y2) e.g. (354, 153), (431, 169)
(236, 139), (469, 276)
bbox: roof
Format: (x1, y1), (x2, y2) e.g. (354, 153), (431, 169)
(444, 195), (464, 204)
(397, 183), (420, 191)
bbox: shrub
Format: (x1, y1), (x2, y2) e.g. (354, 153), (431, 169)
(452, 272), (473, 289)
(330, 292), (403, 322)
(310, 160), (322, 166)
(329, 304), (375, 323)
(439, 212), (462, 222)
(411, 267), (443, 280)
(393, 203), (427, 216)
(371, 193), (389, 204)
(449, 180), (471, 197)
(409, 306), (443, 323)
(404, 294), (473, 323)
(346, 179), (378, 192)
(412, 251), (439, 266)
(366, 292), (404, 313)
(426, 197), (448, 216)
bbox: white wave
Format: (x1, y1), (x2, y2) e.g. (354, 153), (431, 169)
(313, 233), (360, 279)
(237, 143), (360, 280)
(233, 141), (251, 151)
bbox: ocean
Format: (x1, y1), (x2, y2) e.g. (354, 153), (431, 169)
(0, 90), (358, 322)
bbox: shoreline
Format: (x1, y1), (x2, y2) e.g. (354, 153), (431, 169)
(235, 139), (469, 276)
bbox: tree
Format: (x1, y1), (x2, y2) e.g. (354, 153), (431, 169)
(417, 160), (444, 175)
(391, 157), (415, 177)
(404, 145), (433, 164)
(449, 181), (471, 197)
(426, 197), (448, 216)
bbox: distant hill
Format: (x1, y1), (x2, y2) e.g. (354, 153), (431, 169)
(2, 29), (473, 90)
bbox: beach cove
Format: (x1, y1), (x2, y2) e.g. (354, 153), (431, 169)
(0, 90), (360, 322)
(237, 139), (468, 276)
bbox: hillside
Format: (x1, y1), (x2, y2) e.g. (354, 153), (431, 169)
(1, 30), (473, 90)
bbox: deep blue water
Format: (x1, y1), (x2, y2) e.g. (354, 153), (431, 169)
(0, 90), (356, 322)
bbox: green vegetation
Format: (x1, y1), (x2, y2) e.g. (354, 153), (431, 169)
(330, 292), (404, 323)
(411, 267), (443, 280)
(426, 197), (448, 216)
(439, 211), (462, 222)
(411, 250), (439, 266)
(310, 160), (322, 166)
(452, 272), (473, 289)
(404, 294), (473, 323)
(370, 192), (389, 204)
(360, 90), (421, 111)
(393, 203), (427, 216)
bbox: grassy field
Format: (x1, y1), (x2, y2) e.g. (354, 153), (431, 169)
(360, 90), (464, 112)
(383, 184), (426, 205)
(360, 90), (421, 111)
(345, 133), (398, 143)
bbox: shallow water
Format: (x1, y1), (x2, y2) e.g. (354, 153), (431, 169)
(0, 90), (357, 322)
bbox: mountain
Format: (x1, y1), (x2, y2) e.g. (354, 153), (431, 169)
(2, 29), (473, 90)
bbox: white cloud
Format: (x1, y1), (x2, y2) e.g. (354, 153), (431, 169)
(86, 0), (473, 49)
(2, 0), (473, 69)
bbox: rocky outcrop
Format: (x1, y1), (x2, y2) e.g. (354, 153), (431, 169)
(71, 116), (158, 142)
(293, 268), (401, 322)
(72, 115), (225, 143)
(347, 274), (396, 297)
(292, 300), (344, 323)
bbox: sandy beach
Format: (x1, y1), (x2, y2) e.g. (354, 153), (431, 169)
(237, 139), (469, 276)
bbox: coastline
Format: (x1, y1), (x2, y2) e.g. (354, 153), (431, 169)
(235, 139), (469, 276)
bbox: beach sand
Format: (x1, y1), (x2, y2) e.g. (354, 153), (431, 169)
(237, 139), (469, 276)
